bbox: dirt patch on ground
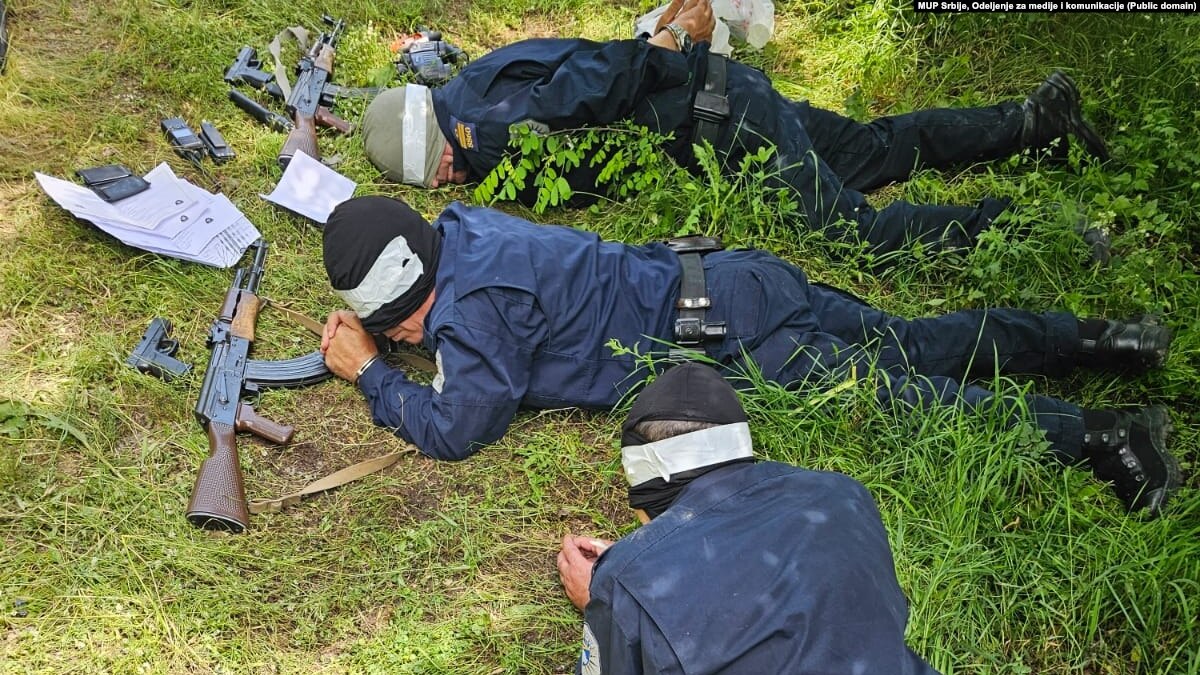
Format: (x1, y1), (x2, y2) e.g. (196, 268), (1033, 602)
(484, 14), (563, 45)
(246, 383), (475, 528)
(4, 1), (115, 64)
(0, 182), (38, 239)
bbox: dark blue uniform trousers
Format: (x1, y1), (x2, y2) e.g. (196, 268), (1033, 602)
(706, 253), (1086, 462)
(721, 62), (1028, 253)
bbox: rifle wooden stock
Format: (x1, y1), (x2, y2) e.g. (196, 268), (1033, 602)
(187, 421), (250, 533)
(236, 402), (294, 444)
(230, 292), (260, 341)
(278, 113), (319, 168)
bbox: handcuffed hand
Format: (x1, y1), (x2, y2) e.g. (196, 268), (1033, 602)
(654, 0), (688, 34)
(557, 534), (614, 611)
(430, 142), (468, 188)
(321, 310), (380, 382)
(672, 0), (715, 43)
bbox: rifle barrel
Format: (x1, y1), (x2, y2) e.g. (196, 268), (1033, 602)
(244, 240), (268, 294)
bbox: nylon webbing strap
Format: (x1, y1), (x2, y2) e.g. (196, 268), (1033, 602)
(267, 26), (311, 101)
(675, 252), (708, 347)
(666, 236), (726, 349)
(248, 449), (412, 514)
(692, 53), (730, 147)
(259, 296), (326, 336)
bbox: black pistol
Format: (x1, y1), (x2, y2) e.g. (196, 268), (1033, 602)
(127, 318), (192, 381)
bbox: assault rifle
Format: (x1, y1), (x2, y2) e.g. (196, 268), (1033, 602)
(224, 15), (377, 168)
(187, 240), (331, 533)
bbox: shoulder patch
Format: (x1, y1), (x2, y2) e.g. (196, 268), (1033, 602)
(580, 621), (602, 675)
(450, 115), (478, 151)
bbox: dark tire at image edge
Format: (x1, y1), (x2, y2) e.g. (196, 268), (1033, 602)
(0, 0), (8, 74)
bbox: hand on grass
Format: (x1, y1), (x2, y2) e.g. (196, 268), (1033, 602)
(557, 534), (614, 611)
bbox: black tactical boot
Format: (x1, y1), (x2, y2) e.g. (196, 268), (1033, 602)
(1054, 202), (1111, 267)
(1082, 406), (1179, 517)
(1076, 315), (1171, 373)
(1078, 225), (1111, 267)
(1022, 71), (1109, 162)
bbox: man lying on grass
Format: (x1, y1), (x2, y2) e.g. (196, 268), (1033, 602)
(319, 196), (1179, 517)
(556, 362), (939, 674)
(357, 0), (1110, 257)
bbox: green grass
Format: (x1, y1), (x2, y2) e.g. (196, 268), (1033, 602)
(2, 0), (1198, 673)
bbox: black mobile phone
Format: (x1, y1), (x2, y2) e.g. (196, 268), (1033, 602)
(161, 117), (206, 162)
(76, 163), (132, 186)
(200, 120), (235, 163)
(92, 175), (152, 202)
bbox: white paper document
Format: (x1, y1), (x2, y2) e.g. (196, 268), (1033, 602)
(260, 150), (356, 224)
(34, 163), (261, 268)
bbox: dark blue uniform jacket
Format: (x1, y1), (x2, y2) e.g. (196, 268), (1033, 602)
(354, 201), (831, 460)
(430, 38), (706, 203)
(580, 461), (940, 674)
(356, 201), (680, 460)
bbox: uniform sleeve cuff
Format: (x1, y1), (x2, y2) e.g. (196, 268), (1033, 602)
(355, 356), (391, 392)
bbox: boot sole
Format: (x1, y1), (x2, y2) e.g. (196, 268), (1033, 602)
(1042, 72), (1110, 162)
(1134, 405), (1180, 518)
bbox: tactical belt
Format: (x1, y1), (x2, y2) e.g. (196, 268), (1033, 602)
(692, 54), (730, 147)
(667, 236), (726, 351)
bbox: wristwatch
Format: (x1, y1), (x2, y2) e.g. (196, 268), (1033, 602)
(661, 22), (692, 54)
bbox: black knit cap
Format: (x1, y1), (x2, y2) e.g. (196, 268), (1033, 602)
(621, 362), (749, 448)
(622, 363), (753, 518)
(322, 196), (442, 334)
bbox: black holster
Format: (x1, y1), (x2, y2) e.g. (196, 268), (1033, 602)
(667, 236), (726, 351)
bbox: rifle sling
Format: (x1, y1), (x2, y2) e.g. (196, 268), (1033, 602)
(258, 296), (325, 336)
(248, 448), (413, 514)
(267, 26), (311, 101)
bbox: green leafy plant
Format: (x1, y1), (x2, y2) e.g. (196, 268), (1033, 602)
(335, 21), (397, 88)
(473, 122), (675, 213)
(0, 399), (89, 447)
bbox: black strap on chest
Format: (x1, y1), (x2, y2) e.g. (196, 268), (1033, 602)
(692, 54), (730, 148)
(667, 235), (726, 350)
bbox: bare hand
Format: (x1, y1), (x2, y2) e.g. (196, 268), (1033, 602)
(672, 0), (715, 43)
(653, 0), (687, 33)
(557, 534), (614, 611)
(321, 310), (357, 354)
(321, 310), (380, 381)
(430, 142), (468, 188)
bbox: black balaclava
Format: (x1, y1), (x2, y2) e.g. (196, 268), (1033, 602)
(621, 363), (754, 519)
(323, 196), (442, 334)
